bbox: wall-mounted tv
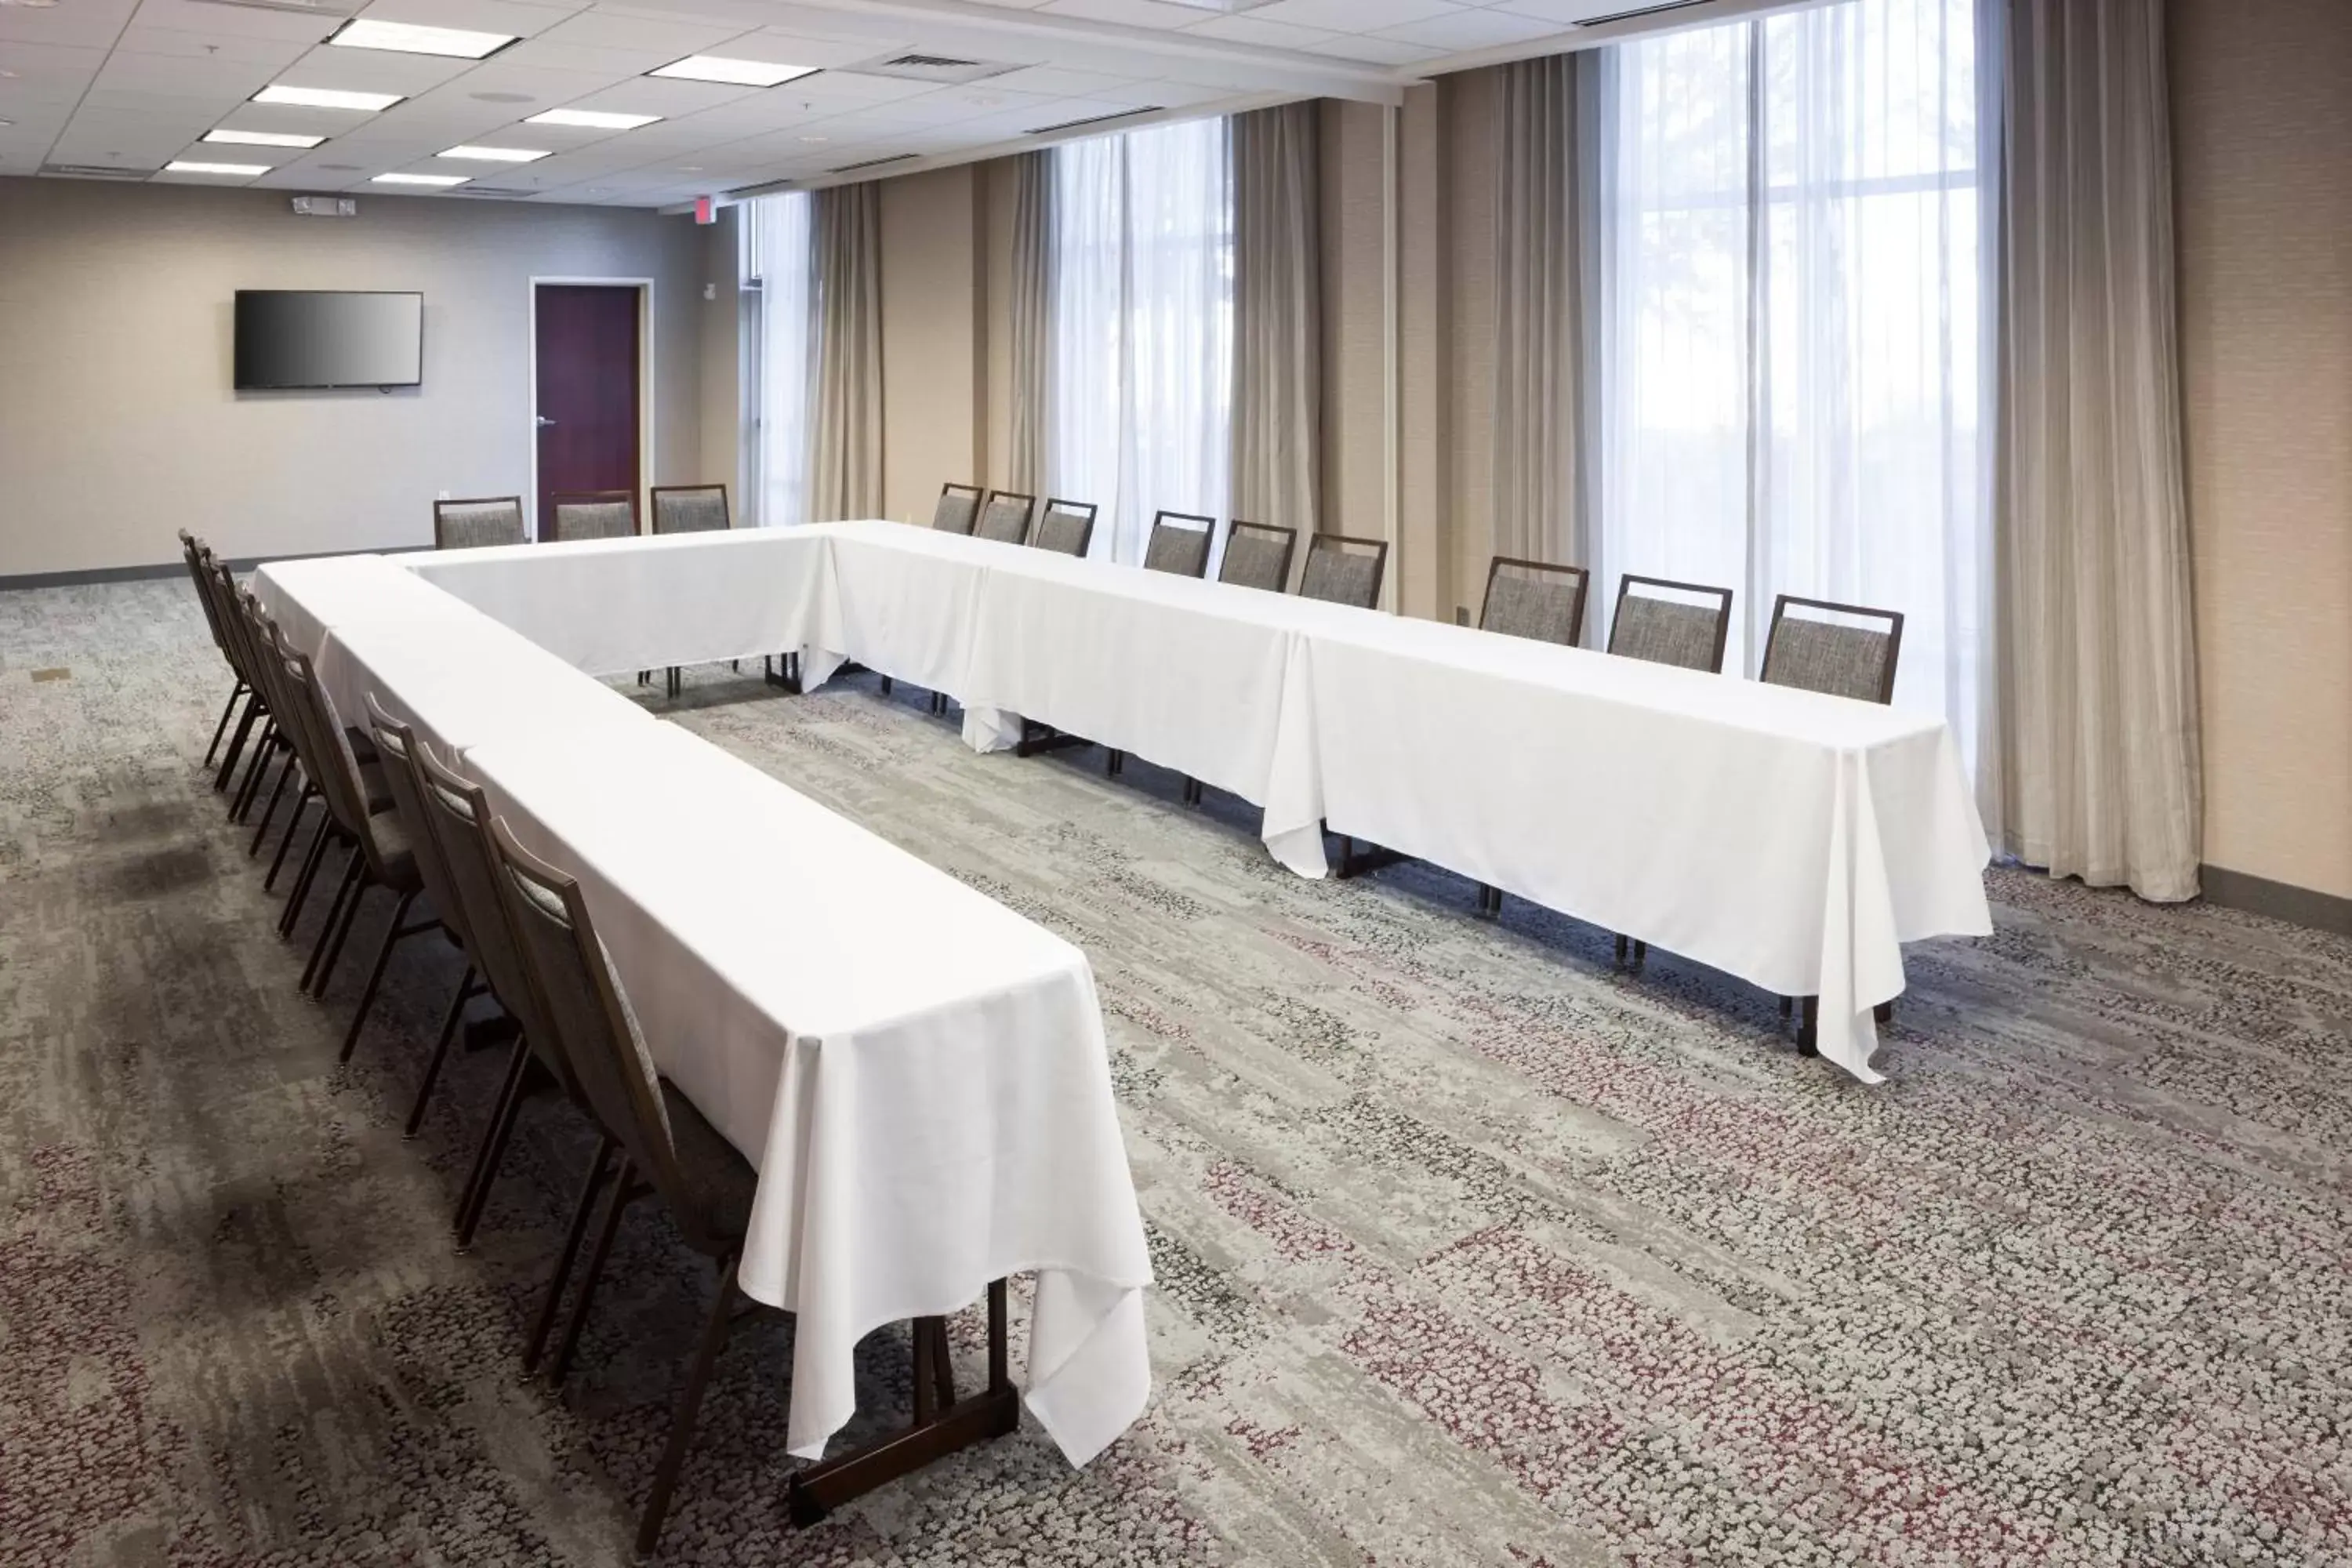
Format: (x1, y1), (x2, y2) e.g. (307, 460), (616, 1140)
(234, 290), (423, 390)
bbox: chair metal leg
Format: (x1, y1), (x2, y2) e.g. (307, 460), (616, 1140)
(338, 887), (419, 1062)
(229, 724), (275, 821)
(205, 682), (247, 768)
(248, 753), (294, 856)
(455, 1036), (534, 1250)
(215, 697), (261, 791)
(1798, 996), (1819, 1057)
(1779, 995), (1794, 1020)
(1874, 1000), (1893, 1025)
(1107, 749), (1124, 778)
(1632, 941), (1647, 974)
(524, 1134), (615, 1374)
(300, 850), (361, 986)
(266, 787), (314, 890)
(405, 967), (480, 1138)
(279, 821), (335, 935)
(880, 675), (892, 695)
(308, 863), (373, 998)
(548, 1157), (637, 1386)
(667, 666), (681, 699)
(635, 1252), (742, 1556)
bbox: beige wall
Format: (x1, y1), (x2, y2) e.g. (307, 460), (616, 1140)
(0, 176), (711, 575)
(2171, 0), (2352, 903)
(877, 165), (985, 524)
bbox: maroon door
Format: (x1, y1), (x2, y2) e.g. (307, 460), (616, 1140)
(533, 283), (641, 540)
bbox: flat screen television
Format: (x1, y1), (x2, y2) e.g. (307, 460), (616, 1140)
(234, 290), (423, 390)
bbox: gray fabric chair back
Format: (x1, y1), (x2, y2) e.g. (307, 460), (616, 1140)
(485, 818), (731, 1245)
(197, 550), (254, 680)
(269, 633), (383, 864)
(1760, 595), (1904, 704)
(975, 490), (1033, 545)
(1144, 512), (1214, 578)
(1607, 576), (1734, 673)
(1480, 557), (1589, 647)
(650, 485), (729, 535)
(1032, 499), (1095, 557)
(931, 485), (982, 535)
(1218, 521), (1297, 592)
(412, 747), (565, 1086)
(549, 493), (637, 543)
(1298, 532), (1388, 610)
(365, 696), (472, 953)
(434, 497), (525, 550)
(181, 534), (233, 656)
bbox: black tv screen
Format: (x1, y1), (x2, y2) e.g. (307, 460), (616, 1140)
(234, 290), (423, 390)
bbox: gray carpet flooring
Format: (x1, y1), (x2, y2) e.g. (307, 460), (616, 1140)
(2, 577), (2348, 1567)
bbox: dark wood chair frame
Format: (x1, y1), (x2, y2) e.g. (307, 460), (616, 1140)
(1606, 573), (1735, 673)
(1760, 593), (1905, 706)
(1217, 519), (1300, 599)
(542, 488), (639, 543)
(433, 494), (527, 551)
(1033, 497), (1099, 558)
(1145, 510), (1216, 579)
(1298, 532), (1391, 610)
(976, 488), (1037, 546)
(933, 481), (985, 534)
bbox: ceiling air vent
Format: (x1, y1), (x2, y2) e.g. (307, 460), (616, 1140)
(448, 186), (536, 197)
(42, 162), (154, 180)
(183, 0), (362, 17)
(828, 152), (919, 175)
(843, 52), (1018, 85)
(1027, 107), (1162, 136)
(1571, 0), (1716, 26)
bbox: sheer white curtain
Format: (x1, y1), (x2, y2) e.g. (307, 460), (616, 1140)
(1050, 117), (1232, 564)
(1600, 0), (1989, 763)
(742, 191), (814, 528)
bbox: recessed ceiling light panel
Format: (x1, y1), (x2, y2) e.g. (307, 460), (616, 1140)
(650, 55), (818, 88)
(330, 18), (514, 60)
(254, 84), (404, 112)
(205, 128), (325, 149)
(165, 160), (270, 176)
(374, 172), (470, 187)
(440, 144), (550, 162)
(524, 107), (661, 130)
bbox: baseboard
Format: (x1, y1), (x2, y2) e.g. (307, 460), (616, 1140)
(2201, 864), (2352, 938)
(0, 543), (410, 593)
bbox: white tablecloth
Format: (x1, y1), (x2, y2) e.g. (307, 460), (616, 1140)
(463, 723), (1152, 1463)
(252, 553), (481, 661)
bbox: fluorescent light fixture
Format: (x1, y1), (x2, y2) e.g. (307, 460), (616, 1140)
(330, 18), (513, 60)
(204, 128), (325, 149)
(373, 172), (470, 187)
(650, 54), (818, 88)
(524, 107), (661, 130)
(253, 84), (404, 113)
(165, 160), (270, 176)
(439, 143), (550, 162)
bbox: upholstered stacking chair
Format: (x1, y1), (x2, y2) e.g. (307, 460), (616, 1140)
(650, 484), (730, 535)
(547, 490), (637, 543)
(195, 549), (274, 795)
(1144, 511), (1214, 579)
(1298, 532), (1388, 610)
(1480, 557), (1590, 648)
(975, 489), (1034, 545)
(434, 495), (526, 550)
(180, 532), (251, 771)
(1217, 520), (1298, 593)
(1031, 498), (1097, 557)
(1760, 594), (1904, 705)
(1606, 575), (1735, 673)
(228, 586), (325, 866)
(486, 818), (768, 1555)
(931, 482), (983, 534)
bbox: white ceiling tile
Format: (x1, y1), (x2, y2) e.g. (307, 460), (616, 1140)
(1484, 0), (1621, 20)
(529, 10), (741, 54)
(2, 39), (111, 76)
(0, 0), (143, 50)
(983, 64), (1137, 97)
(127, 0), (338, 45)
(1036, 0), (1210, 31)
(493, 36), (676, 74)
(1377, 8), (1567, 49)
(1298, 34), (1442, 64)
(279, 41), (478, 93)
(112, 27), (312, 67)
(354, 0), (581, 38)
(1246, 0), (1460, 31)
(560, 74), (757, 115)
(742, 31), (902, 70)
(1178, 14), (1334, 47)
(93, 49), (281, 100)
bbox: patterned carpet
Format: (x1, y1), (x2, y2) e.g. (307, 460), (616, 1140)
(3, 577), (2350, 1568)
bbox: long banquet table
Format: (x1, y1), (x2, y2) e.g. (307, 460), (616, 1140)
(401, 521), (1992, 1083)
(251, 550), (1156, 1490)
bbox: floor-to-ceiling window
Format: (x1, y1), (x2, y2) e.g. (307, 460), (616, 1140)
(1051, 116), (1233, 564)
(1601, 0), (1987, 754)
(739, 191), (813, 528)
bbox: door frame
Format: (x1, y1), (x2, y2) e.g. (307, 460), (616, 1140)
(527, 276), (655, 538)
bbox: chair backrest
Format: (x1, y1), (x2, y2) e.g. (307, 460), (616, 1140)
(180, 534), (233, 657)
(434, 496), (526, 550)
(485, 816), (710, 1236)
(1218, 521), (1298, 593)
(650, 485), (729, 535)
(210, 558), (267, 690)
(1297, 532), (1388, 610)
(1031, 498), (1096, 558)
(1143, 511), (1214, 579)
(1759, 594), (1904, 704)
(547, 491), (637, 543)
(1606, 575), (1735, 673)
(268, 628), (380, 858)
(1479, 557), (1589, 648)
(975, 490), (1034, 545)
(412, 746), (562, 1076)
(365, 695), (473, 953)
(931, 483), (982, 535)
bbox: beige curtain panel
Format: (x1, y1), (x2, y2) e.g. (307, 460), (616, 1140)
(1007, 151), (1055, 495)
(1490, 53), (1605, 572)
(1228, 102), (1322, 539)
(808, 181), (885, 522)
(1991, 0), (2202, 902)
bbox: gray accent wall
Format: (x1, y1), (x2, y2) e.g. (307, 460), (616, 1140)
(0, 176), (720, 575)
